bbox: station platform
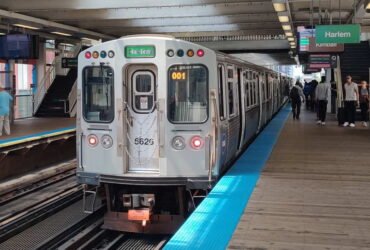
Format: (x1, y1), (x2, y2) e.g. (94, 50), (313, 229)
(165, 106), (370, 250)
(0, 117), (76, 148)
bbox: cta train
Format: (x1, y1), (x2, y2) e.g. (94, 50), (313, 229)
(76, 35), (292, 233)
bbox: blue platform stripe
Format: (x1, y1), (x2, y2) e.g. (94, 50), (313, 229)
(0, 126), (76, 148)
(165, 106), (290, 250)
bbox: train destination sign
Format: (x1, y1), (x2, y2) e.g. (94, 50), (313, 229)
(125, 45), (155, 58)
(315, 24), (361, 44)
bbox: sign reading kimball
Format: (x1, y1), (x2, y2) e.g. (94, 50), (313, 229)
(125, 45), (155, 58)
(308, 38), (344, 53)
(316, 24), (361, 44)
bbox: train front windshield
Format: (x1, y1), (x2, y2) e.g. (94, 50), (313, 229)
(168, 65), (208, 123)
(82, 66), (114, 123)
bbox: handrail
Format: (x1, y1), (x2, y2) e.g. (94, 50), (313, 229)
(33, 60), (57, 114)
(68, 80), (77, 116)
(33, 43), (82, 115)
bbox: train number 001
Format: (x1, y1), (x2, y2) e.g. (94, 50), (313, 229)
(171, 71), (186, 80)
(134, 137), (154, 145)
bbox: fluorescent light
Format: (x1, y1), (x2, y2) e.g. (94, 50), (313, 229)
(82, 37), (94, 41)
(51, 31), (72, 37)
(13, 23), (40, 30)
(0, 33), (5, 36)
(366, 2), (370, 9)
(291, 45), (296, 49)
(59, 43), (74, 47)
(288, 37), (294, 41)
(290, 42), (296, 46)
(278, 15), (289, 23)
(282, 24), (292, 31)
(285, 32), (293, 37)
(273, 3), (286, 12)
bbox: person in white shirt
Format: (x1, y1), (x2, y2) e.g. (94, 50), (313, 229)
(315, 79), (330, 125)
(343, 75), (359, 128)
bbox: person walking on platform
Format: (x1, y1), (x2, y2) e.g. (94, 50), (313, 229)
(0, 85), (13, 136)
(289, 81), (305, 120)
(343, 75), (359, 128)
(315, 79), (330, 125)
(359, 80), (369, 127)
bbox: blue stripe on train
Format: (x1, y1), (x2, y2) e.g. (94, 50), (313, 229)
(164, 106), (290, 250)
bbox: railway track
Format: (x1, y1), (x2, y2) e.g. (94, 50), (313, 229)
(58, 222), (168, 250)
(0, 159), (169, 249)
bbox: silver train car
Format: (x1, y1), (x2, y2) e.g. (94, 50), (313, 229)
(77, 35), (292, 233)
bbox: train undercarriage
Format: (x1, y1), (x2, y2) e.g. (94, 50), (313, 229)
(83, 183), (209, 234)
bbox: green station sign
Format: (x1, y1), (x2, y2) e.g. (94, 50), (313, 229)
(125, 45), (155, 58)
(316, 24), (361, 44)
(62, 57), (77, 68)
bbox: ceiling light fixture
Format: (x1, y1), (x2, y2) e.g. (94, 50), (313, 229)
(285, 32), (293, 37)
(13, 23), (40, 30)
(273, 1), (286, 12)
(366, 0), (370, 11)
(282, 24), (292, 31)
(51, 31), (72, 37)
(278, 15), (289, 23)
(288, 37), (294, 41)
(0, 32), (5, 35)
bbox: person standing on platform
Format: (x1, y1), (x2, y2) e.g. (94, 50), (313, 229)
(290, 81), (305, 120)
(315, 79), (331, 125)
(359, 80), (369, 127)
(343, 75), (359, 128)
(0, 85), (13, 136)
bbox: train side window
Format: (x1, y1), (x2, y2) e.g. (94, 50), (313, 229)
(251, 81), (255, 106)
(227, 66), (235, 117)
(82, 66), (114, 123)
(218, 64), (225, 121)
(245, 81), (250, 107)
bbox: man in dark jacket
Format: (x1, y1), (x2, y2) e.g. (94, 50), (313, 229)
(290, 81), (305, 120)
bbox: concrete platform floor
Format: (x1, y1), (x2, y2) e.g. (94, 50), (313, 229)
(229, 109), (370, 250)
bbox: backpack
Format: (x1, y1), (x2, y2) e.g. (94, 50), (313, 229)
(290, 86), (300, 101)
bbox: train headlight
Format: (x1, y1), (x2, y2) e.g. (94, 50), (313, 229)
(171, 136), (186, 150)
(190, 136), (204, 150)
(101, 134), (113, 149)
(87, 134), (99, 147)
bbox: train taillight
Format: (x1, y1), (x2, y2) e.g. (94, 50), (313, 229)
(190, 136), (204, 150)
(87, 134), (99, 147)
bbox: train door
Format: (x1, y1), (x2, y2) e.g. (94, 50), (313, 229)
(237, 67), (244, 151)
(217, 64), (228, 170)
(125, 64), (159, 173)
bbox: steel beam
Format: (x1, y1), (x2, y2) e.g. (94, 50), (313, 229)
(0, 0), (272, 11)
(66, 13), (278, 29)
(17, 2), (275, 21)
(0, 9), (115, 39)
(197, 39), (290, 51)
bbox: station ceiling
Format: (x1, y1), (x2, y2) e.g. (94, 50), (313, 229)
(0, 0), (369, 65)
